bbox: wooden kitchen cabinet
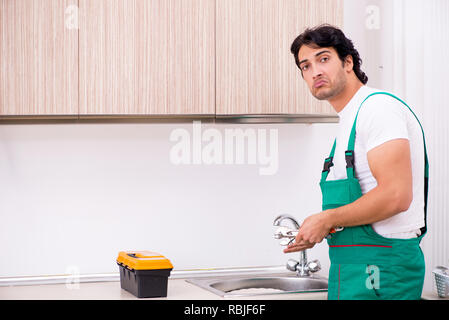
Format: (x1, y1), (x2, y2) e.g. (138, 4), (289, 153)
(215, 0), (342, 118)
(0, 0), (78, 117)
(78, 0), (215, 117)
(1, 0), (341, 120)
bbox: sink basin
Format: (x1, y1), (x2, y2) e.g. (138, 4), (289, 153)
(186, 275), (328, 297)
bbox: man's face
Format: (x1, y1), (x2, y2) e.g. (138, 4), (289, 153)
(297, 45), (349, 101)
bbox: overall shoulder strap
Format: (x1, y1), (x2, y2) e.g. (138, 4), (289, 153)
(320, 139), (336, 182)
(347, 91), (429, 235)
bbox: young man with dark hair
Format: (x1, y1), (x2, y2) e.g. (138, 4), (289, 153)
(285, 24), (429, 300)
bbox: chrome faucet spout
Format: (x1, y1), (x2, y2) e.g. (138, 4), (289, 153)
(273, 214), (300, 229)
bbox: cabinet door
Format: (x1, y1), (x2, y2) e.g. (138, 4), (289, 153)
(0, 0), (78, 117)
(216, 0), (342, 116)
(79, 0), (215, 116)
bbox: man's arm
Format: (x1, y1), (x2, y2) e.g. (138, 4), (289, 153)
(284, 138), (413, 253)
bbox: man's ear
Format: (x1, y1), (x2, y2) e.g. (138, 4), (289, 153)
(344, 55), (354, 72)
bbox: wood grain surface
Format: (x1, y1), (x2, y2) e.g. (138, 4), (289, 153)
(0, 0), (78, 116)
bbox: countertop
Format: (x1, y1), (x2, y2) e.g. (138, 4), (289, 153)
(0, 279), (329, 300)
(0, 269), (328, 300)
(0, 274), (446, 300)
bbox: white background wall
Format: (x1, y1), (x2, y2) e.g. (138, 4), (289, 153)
(0, 122), (337, 277)
(0, 0), (448, 295)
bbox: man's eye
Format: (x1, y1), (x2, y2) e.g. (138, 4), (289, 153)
(320, 57), (329, 63)
(301, 64), (309, 71)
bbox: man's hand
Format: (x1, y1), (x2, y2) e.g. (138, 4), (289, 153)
(283, 211), (333, 253)
(283, 238), (315, 253)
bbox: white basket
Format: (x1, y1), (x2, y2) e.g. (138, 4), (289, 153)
(433, 266), (449, 298)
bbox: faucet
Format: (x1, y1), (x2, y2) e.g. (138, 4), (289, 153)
(273, 214), (321, 277)
(273, 214), (300, 230)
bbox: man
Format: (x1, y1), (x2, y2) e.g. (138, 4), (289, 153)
(285, 24), (428, 300)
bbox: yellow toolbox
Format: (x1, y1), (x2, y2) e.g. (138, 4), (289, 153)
(116, 251), (173, 298)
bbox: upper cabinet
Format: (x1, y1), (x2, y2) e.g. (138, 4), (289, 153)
(215, 0), (342, 117)
(0, 0), (78, 117)
(0, 0), (342, 120)
(78, 0), (215, 116)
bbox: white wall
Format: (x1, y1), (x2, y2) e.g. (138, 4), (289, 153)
(343, 0), (395, 91)
(0, 122), (337, 277)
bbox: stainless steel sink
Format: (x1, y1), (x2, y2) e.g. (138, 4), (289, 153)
(186, 275), (328, 297)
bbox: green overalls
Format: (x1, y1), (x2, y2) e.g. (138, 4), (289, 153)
(320, 92), (429, 300)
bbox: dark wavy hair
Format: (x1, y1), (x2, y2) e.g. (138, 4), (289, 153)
(290, 24), (368, 84)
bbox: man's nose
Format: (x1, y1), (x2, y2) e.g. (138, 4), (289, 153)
(312, 66), (323, 79)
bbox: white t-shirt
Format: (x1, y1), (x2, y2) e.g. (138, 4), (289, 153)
(326, 86), (426, 238)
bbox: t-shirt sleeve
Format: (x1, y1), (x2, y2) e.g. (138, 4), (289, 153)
(356, 94), (409, 152)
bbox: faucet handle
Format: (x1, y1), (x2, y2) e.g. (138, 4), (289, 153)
(306, 259), (321, 273)
(286, 259), (299, 272)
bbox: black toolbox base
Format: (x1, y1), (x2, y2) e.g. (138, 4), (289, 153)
(118, 263), (172, 298)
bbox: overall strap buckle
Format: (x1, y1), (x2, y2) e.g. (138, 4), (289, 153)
(322, 157), (334, 173)
(345, 150), (355, 169)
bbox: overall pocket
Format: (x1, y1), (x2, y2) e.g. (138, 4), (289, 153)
(328, 263), (382, 300)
